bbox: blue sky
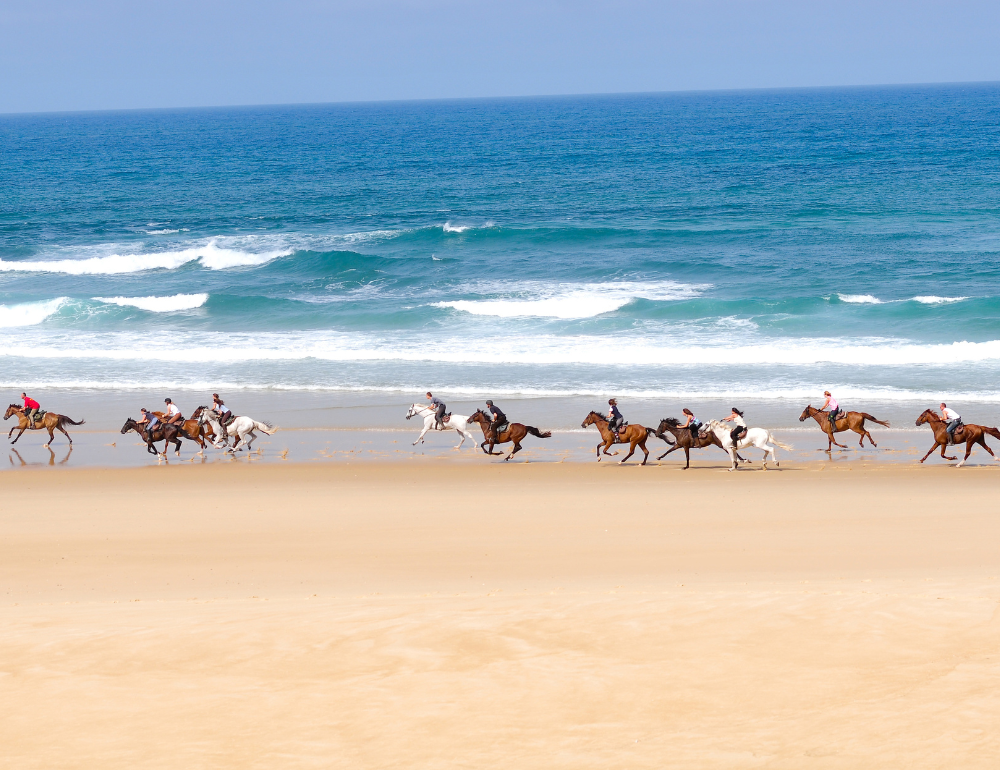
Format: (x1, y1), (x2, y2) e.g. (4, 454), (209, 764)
(2, 0), (998, 113)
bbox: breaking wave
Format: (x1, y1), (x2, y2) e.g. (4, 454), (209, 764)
(93, 294), (209, 312)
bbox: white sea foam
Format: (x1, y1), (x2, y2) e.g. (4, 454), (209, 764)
(434, 280), (707, 319)
(93, 294), (209, 312)
(144, 228), (188, 235)
(838, 294), (882, 304)
(0, 240), (291, 275)
(0, 298), (67, 328)
(442, 222), (470, 233)
(911, 295), (969, 304)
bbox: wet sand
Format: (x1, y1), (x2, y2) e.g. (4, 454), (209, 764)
(2, 462), (999, 768)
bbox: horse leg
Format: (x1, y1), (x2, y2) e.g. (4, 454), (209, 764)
(505, 442), (522, 461)
(658, 445), (681, 461)
(414, 423), (430, 446)
(57, 425), (72, 445)
(619, 440), (637, 464)
(956, 440), (975, 468)
(977, 436), (999, 462)
(639, 438), (648, 466)
(11, 426), (27, 445)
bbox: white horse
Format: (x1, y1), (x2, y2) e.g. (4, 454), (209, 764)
(704, 420), (792, 471)
(405, 403), (476, 449)
(198, 411), (276, 453)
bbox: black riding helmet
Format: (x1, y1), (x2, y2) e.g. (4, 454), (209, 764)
(486, 399), (493, 406)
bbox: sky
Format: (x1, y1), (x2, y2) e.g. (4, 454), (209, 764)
(2, 0), (999, 114)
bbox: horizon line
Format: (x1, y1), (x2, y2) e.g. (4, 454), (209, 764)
(3, 79), (999, 119)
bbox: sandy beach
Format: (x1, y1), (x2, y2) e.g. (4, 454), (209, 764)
(2, 461), (998, 768)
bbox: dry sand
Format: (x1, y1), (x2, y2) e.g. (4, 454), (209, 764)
(2, 461), (999, 768)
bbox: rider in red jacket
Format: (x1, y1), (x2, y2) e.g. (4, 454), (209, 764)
(21, 392), (40, 425)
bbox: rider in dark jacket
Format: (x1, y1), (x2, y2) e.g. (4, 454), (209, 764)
(485, 400), (507, 442)
(607, 398), (624, 437)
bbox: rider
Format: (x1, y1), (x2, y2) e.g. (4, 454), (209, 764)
(426, 392), (447, 430)
(680, 408), (702, 443)
(21, 392), (41, 426)
(721, 407), (747, 447)
(607, 398), (624, 439)
(212, 393), (233, 442)
(939, 402), (963, 444)
(163, 398), (184, 425)
(137, 408), (160, 436)
(485, 399), (507, 442)
(820, 390), (840, 433)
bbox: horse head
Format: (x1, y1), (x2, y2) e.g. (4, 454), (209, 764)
(798, 405), (813, 422)
(405, 403), (423, 420)
(658, 417), (680, 431)
(915, 409), (936, 427)
(3, 404), (20, 420)
(581, 411), (602, 429)
(191, 405), (206, 419)
(121, 418), (137, 434)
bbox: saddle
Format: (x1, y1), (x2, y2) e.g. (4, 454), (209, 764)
(949, 424), (966, 444)
(492, 421), (509, 436)
(29, 410), (47, 425)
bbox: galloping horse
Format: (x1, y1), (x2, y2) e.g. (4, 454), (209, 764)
(5, 404), (85, 446)
(653, 417), (746, 469)
(915, 409), (1000, 467)
(467, 409), (551, 461)
(197, 410), (276, 452)
(154, 406), (216, 453)
(581, 411), (654, 465)
(703, 420), (791, 471)
(121, 418), (183, 456)
(799, 405), (890, 451)
(405, 403), (476, 449)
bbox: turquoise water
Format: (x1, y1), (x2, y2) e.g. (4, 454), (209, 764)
(3, 84), (1000, 411)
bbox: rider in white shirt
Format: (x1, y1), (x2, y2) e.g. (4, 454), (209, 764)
(164, 398), (184, 425)
(721, 407), (747, 447)
(939, 402), (962, 443)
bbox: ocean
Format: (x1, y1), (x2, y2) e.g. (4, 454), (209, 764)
(3, 83), (1000, 438)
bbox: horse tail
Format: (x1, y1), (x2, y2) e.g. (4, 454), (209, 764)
(255, 421), (277, 435)
(862, 413), (890, 428)
(525, 426), (551, 439)
(650, 427), (673, 444)
(60, 416), (86, 426)
(768, 432), (793, 451)
(984, 426), (1000, 441)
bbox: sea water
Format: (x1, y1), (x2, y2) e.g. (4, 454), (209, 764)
(3, 84), (1000, 435)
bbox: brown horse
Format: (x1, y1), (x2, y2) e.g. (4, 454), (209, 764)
(581, 411), (653, 465)
(799, 405), (890, 451)
(4, 404), (86, 446)
(121, 417), (183, 456)
(154, 406), (216, 451)
(915, 409), (1000, 467)
(653, 417), (746, 469)
(467, 410), (551, 461)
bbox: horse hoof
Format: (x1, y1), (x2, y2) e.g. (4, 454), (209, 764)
(43, 444), (49, 448)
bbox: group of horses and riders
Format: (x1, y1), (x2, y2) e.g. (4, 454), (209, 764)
(120, 394), (276, 456)
(2, 392), (275, 458)
(407, 390), (1000, 469)
(6, 388), (1000, 468)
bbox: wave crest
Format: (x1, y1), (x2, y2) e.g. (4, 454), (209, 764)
(93, 294), (209, 312)
(0, 298), (67, 328)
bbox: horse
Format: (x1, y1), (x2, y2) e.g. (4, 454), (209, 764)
(121, 417), (183, 456)
(467, 409), (551, 461)
(703, 420), (791, 471)
(405, 403), (476, 449)
(653, 417), (748, 469)
(581, 411), (654, 465)
(5, 404), (85, 447)
(197, 410), (276, 453)
(915, 409), (1000, 467)
(153, 406), (216, 453)
(799, 405), (890, 451)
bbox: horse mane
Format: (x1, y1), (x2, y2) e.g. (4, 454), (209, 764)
(705, 420), (726, 430)
(661, 417), (680, 428)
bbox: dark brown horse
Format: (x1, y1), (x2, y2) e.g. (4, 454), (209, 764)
(653, 417), (746, 469)
(915, 409), (1000, 467)
(4, 404), (85, 446)
(799, 405), (890, 451)
(121, 418), (183, 456)
(581, 411), (653, 465)
(154, 406), (216, 451)
(467, 410), (551, 461)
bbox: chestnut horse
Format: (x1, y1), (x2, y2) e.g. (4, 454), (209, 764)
(154, 406), (216, 452)
(4, 404), (85, 446)
(121, 418), (183, 456)
(467, 409), (551, 461)
(581, 411), (653, 465)
(653, 417), (746, 469)
(915, 409), (1000, 467)
(799, 405), (890, 451)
